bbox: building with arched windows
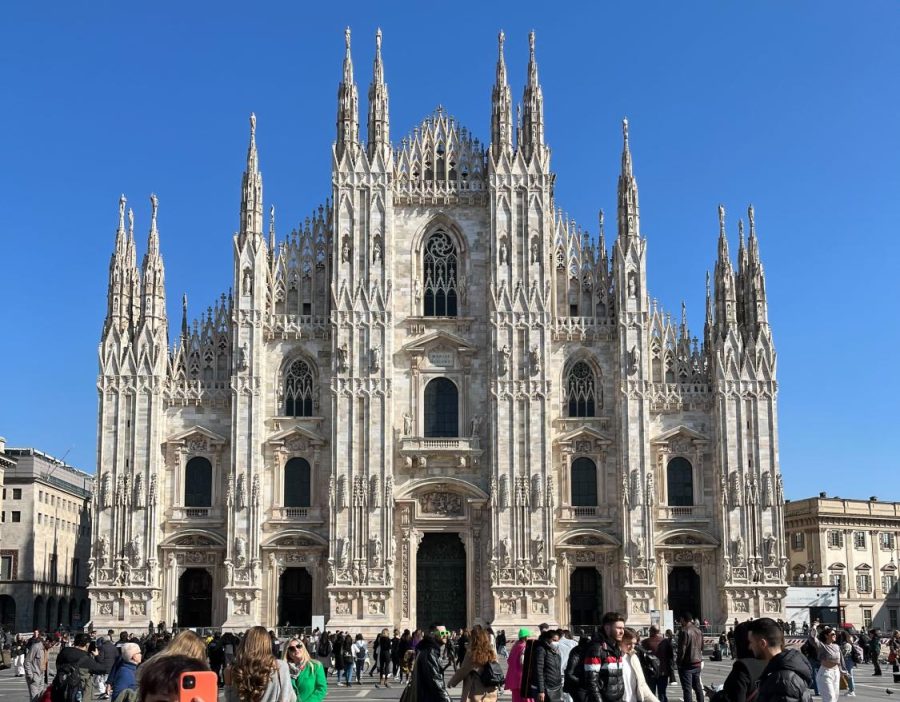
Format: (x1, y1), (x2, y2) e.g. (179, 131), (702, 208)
(90, 29), (788, 631)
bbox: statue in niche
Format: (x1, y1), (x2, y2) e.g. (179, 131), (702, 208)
(133, 474), (144, 507)
(775, 474), (785, 505)
(531, 238), (540, 264)
(224, 560), (234, 585)
(341, 236), (351, 263)
(751, 560), (762, 582)
(370, 347), (381, 373)
(746, 475), (759, 506)
(116, 559), (129, 585)
(763, 533), (777, 566)
(633, 535), (645, 565)
(338, 344), (349, 372)
(529, 345), (541, 374)
(646, 471), (655, 506)
(720, 472), (729, 507)
(327, 563), (336, 585)
(129, 535), (143, 567)
(340, 537), (350, 569)
(499, 476), (509, 509)
(239, 343), (249, 371)
(762, 472), (774, 509)
(100, 473), (111, 509)
(235, 536), (248, 567)
(116, 475), (125, 505)
(499, 538), (511, 568)
(532, 538), (545, 566)
(470, 414), (482, 438)
(734, 535), (745, 566)
(236, 474), (246, 510)
(242, 268), (253, 295)
(252, 474), (260, 507)
(499, 240), (508, 264)
(499, 345), (511, 375)
(628, 346), (640, 375)
(98, 535), (110, 567)
(371, 537), (383, 566)
(402, 412), (413, 436)
(372, 237), (382, 262)
(627, 271), (638, 297)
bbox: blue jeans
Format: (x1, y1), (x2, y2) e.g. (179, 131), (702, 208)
(679, 664), (704, 702)
(654, 675), (669, 702)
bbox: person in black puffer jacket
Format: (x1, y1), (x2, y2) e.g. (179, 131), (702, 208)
(529, 630), (563, 702)
(414, 625), (452, 702)
(582, 612), (626, 702)
(564, 635), (592, 702)
(748, 618), (813, 702)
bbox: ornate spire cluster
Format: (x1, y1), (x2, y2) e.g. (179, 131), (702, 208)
(617, 118), (640, 244)
(336, 27), (359, 159)
(491, 30), (513, 158)
(520, 30), (545, 160)
(140, 194), (166, 326)
(240, 113), (264, 240)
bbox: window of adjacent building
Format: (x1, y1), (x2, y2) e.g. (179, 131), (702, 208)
(854, 531), (867, 549)
(566, 361), (597, 417)
(0, 556), (11, 580)
(10, 512), (20, 523)
(571, 457), (598, 507)
(891, 609), (899, 630)
(1, 489), (5, 499)
(828, 530), (844, 548)
(791, 532), (805, 550)
(830, 574), (845, 592)
(857, 574), (872, 593)
(11, 489), (21, 500)
(863, 608), (873, 629)
(423, 377), (459, 438)
(882, 574), (896, 593)
(666, 457), (694, 507)
(422, 230), (458, 317)
(880, 532), (896, 550)
(184, 457), (213, 507)
(284, 359), (315, 417)
(283, 458), (311, 508)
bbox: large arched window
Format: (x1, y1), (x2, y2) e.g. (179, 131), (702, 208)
(566, 361), (597, 417)
(284, 359), (314, 417)
(424, 378), (459, 437)
(423, 230), (458, 317)
(184, 457), (213, 507)
(666, 457), (694, 506)
(284, 458), (311, 508)
(571, 457), (598, 507)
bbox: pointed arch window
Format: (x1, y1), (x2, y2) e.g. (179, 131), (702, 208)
(566, 361), (597, 417)
(424, 377), (458, 437)
(571, 457), (598, 507)
(423, 230), (458, 317)
(666, 457), (694, 506)
(284, 359), (314, 417)
(284, 458), (311, 508)
(184, 457), (212, 507)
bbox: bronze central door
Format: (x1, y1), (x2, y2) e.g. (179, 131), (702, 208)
(416, 532), (466, 630)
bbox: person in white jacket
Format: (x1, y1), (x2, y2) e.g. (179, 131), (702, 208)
(621, 629), (660, 702)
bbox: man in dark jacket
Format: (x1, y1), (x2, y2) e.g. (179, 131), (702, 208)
(93, 635), (119, 699)
(641, 626), (667, 702)
(748, 617), (813, 702)
(869, 629), (883, 676)
(581, 612), (625, 702)
(676, 612), (705, 702)
(55, 633), (109, 700)
(529, 630), (563, 702)
(415, 624), (452, 702)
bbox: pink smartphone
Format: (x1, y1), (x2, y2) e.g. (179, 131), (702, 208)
(179, 670), (218, 702)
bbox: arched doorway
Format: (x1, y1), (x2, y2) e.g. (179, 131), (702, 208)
(668, 566), (701, 621)
(570, 567), (602, 628)
(33, 596), (44, 631)
(416, 533), (466, 630)
(58, 598), (68, 628)
(178, 568), (213, 627)
(45, 597), (56, 632)
(278, 568), (312, 627)
(0, 595), (15, 631)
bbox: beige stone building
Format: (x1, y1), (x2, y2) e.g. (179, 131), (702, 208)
(785, 494), (900, 631)
(0, 443), (93, 632)
(90, 30), (788, 632)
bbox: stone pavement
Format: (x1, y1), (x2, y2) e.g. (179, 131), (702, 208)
(0, 655), (898, 701)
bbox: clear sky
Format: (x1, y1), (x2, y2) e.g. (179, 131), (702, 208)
(1, 2), (897, 501)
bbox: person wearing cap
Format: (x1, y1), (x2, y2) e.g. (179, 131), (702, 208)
(506, 629), (534, 702)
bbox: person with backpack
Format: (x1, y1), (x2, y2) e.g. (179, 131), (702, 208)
(52, 632), (110, 702)
(747, 617), (813, 702)
(448, 625), (503, 702)
(351, 633), (367, 685)
(620, 629), (659, 702)
(640, 627), (664, 702)
(314, 629), (332, 675)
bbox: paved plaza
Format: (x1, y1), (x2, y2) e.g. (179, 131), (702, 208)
(1, 654), (897, 702)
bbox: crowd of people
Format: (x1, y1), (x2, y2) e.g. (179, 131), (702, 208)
(13, 614), (900, 702)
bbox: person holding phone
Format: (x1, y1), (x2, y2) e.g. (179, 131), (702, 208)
(137, 653), (211, 702)
(283, 638), (327, 702)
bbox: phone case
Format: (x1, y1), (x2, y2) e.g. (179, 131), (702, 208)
(179, 670), (218, 702)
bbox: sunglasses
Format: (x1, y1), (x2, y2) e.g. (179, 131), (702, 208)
(288, 645), (300, 651)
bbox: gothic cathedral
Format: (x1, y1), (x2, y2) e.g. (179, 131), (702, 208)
(89, 29), (787, 631)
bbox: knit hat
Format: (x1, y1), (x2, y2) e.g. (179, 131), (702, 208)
(518, 628), (531, 639)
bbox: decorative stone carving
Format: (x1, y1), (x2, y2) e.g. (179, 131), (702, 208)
(733, 536), (745, 566)
(746, 474), (759, 505)
(762, 471), (774, 509)
(499, 345), (511, 375)
(646, 471), (655, 506)
(402, 412), (413, 436)
(499, 538), (511, 568)
(730, 472), (743, 506)
(420, 491), (463, 516)
(236, 473), (246, 510)
(338, 344), (349, 372)
(529, 345), (541, 375)
(252, 474), (260, 507)
(775, 473), (785, 505)
(623, 471), (630, 508)
(628, 345), (640, 375)
(532, 538), (545, 566)
(531, 474), (544, 508)
(470, 414), (482, 438)
(337, 476), (348, 509)
(370, 537), (383, 566)
(546, 476), (555, 507)
(630, 470), (642, 506)
(763, 533), (777, 566)
(370, 476), (381, 508)
(235, 536), (248, 568)
(98, 535), (110, 567)
(499, 476), (509, 509)
(370, 347), (381, 374)
(128, 535), (143, 568)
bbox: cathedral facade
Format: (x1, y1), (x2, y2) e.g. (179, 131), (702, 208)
(89, 29), (788, 632)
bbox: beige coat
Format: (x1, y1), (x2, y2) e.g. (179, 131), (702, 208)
(448, 651), (499, 702)
(625, 652), (659, 702)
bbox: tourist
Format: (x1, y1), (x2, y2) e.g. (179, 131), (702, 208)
(95, 634), (119, 698)
(137, 653), (212, 702)
(675, 612), (705, 702)
(414, 624), (452, 702)
(505, 629), (533, 702)
(496, 630), (508, 659)
(351, 633), (367, 685)
(224, 625), (294, 702)
(157, 629), (208, 661)
(640, 627), (665, 702)
(53, 632), (109, 700)
(869, 629), (883, 676)
(620, 628), (658, 702)
(332, 632), (345, 683)
(314, 629), (332, 675)
(704, 621), (765, 702)
(449, 625), (501, 702)
(374, 628), (393, 688)
(838, 630), (858, 697)
(805, 626), (843, 702)
(582, 612), (626, 702)
(557, 630), (577, 702)
(747, 618), (812, 702)
(13, 634), (26, 677)
(283, 638), (326, 702)
(390, 629), (403, 678)
(527, 628), (563, 702)
(108, 642), (142, 701)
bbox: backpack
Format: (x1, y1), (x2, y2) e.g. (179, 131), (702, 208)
(317, 636), (332, 657)
(479, 660), (505, 688)
(50, 663), (85, 702)
(635, 645), (661, 681)
(851, 643), (864, 664)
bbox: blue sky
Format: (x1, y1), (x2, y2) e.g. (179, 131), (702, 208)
(1, 2), (898, 500)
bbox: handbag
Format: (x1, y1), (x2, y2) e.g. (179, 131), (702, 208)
(839, 673), (849, 691)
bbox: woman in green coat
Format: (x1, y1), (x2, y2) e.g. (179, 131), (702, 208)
(283, 638), (327, 702)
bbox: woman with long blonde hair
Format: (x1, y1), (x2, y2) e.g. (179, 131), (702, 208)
(448, 625), (501, 702)
(283, 638), (327, 702)
(224, 626), (295, 702)
(155, 629), (208, 662)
